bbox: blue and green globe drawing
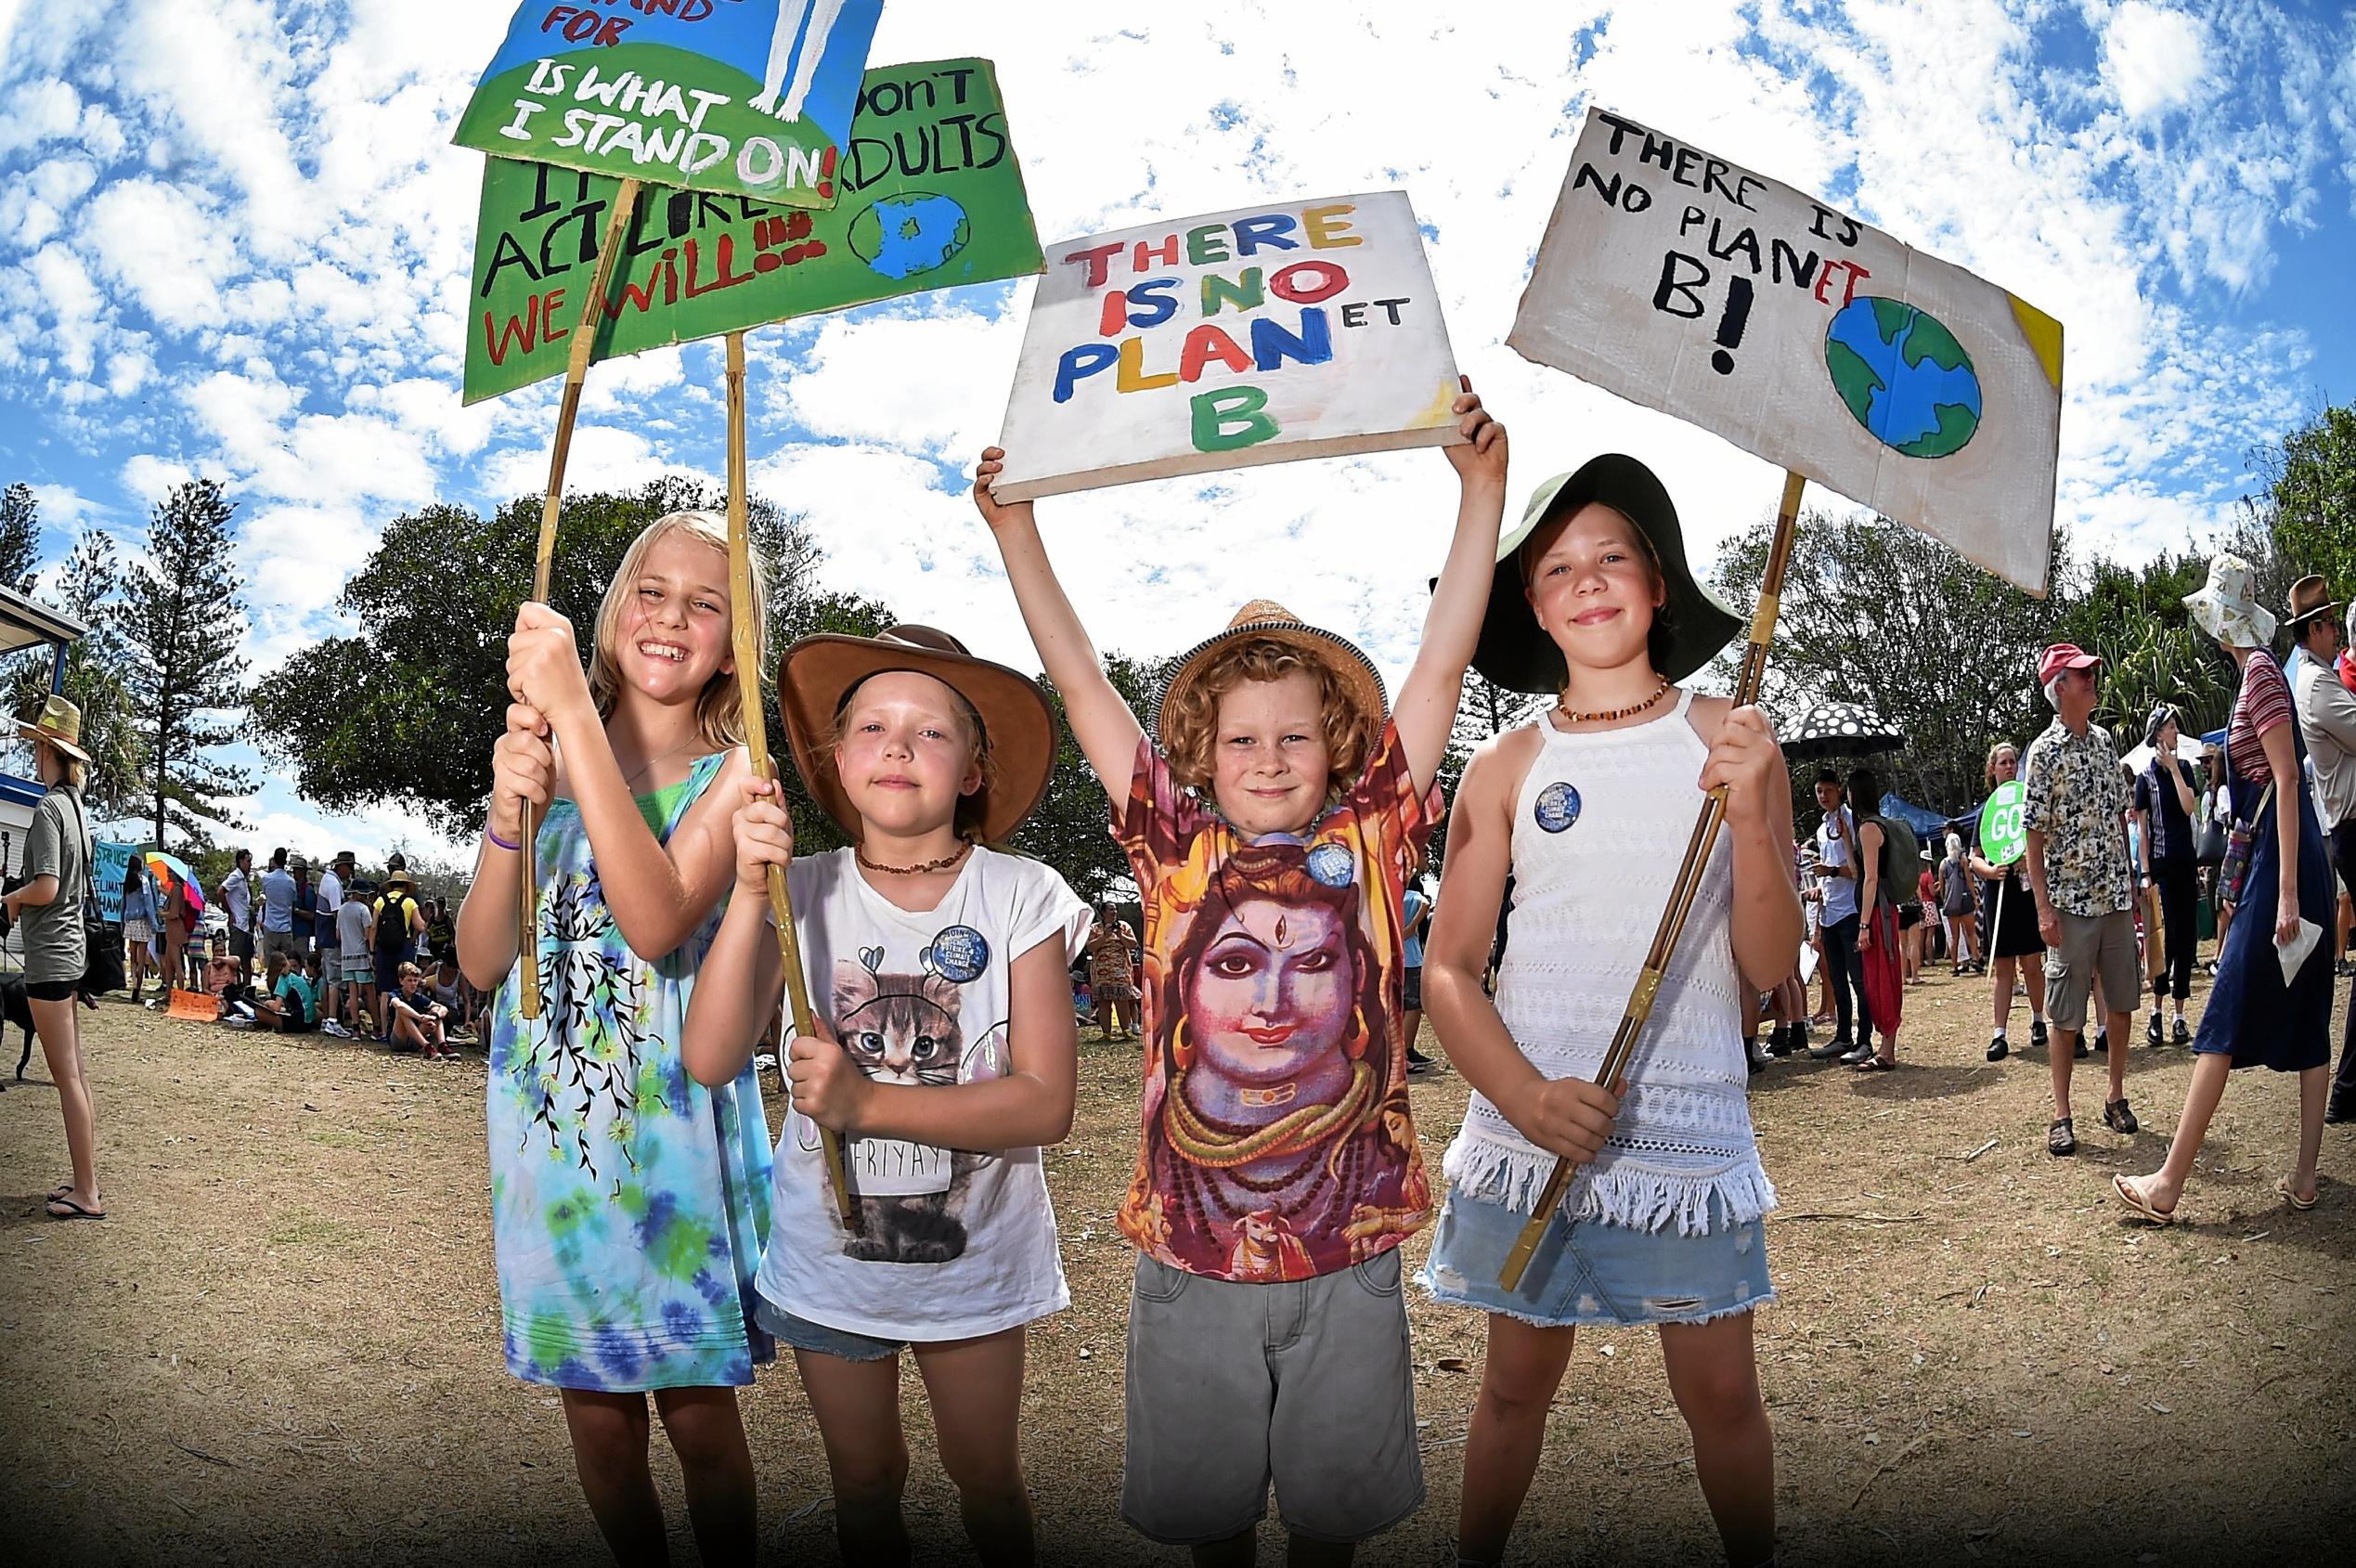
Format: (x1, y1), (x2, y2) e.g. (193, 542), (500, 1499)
(847, 191), (970, 281)
(1823, 296), (1982, 459)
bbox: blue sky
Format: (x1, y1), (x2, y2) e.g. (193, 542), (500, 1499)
(1, 0), (2350, 861)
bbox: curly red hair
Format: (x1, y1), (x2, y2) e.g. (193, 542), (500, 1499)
(1159, 638), (1379, 805)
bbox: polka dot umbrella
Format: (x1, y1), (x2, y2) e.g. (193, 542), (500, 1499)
(1779, 700), (1905, 762)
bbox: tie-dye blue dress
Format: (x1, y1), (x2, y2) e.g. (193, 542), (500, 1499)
(486, 749), (776, 1390)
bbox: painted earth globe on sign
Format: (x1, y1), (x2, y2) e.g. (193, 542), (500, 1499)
(1822, 296), (1983, 459)
(847, 191), (971, 281)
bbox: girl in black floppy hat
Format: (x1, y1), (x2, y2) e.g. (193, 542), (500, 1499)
(683, 625), (1092, 1566)
(1417, 455), (1800, 1568)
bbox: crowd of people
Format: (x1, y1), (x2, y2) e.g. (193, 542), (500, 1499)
(10, 426), (2351, 1568)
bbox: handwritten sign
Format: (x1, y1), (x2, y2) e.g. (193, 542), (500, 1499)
(989, 191), (1463, 502)
(1510, 109), (2063, 594)
(453, 0), (884, 205)
(464, 58), (1044, 405)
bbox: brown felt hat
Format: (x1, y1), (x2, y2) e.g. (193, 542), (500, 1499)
(1147, 600), (1388, 752)
(2285, 574), (2342, 630)
(780, 626), (1059, 844)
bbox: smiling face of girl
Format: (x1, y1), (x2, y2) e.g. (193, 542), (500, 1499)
(614, 529), (734, 706)
(833, 670), (984, 841)
(1184, 894), (1353, 1086)
(1523, 501), (1666, 676)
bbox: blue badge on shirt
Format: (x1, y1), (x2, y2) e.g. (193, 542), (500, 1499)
(1305, 843), (1356, 888)
(1534, 782), (1582, 834)
(923, 925), (990, 984)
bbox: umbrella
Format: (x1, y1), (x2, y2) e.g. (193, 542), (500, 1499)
(1780, 700), (1906, 762)
(143, 849), (203, 913)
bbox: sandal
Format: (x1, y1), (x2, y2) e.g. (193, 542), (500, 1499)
(2277, 1176), (2319, 1212)
(2103, 1098), (2139, 1134)
(2048, 1118), (2077, 1157)
(2113, 1173), (2176, 1225)
(1852, 1054), (1896, 1072)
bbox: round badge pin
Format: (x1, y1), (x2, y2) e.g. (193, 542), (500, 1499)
(1305, 843), (1356, 888)
(924, 925), (990, 984)
(1534, 782), (1582, 834)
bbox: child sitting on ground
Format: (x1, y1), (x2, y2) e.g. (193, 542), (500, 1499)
(384, 962), (450, 1059)
(253, 951), (318, 1035)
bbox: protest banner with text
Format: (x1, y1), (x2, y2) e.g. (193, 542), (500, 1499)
(989, 191), (1464, 502)
(454, 0), (884, 204)
(464, 58), (1044, 405)
(1509, 108), (2063, 593)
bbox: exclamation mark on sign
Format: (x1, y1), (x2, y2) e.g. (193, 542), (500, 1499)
(817, 146), (838, 203)
(1710, 277), (1754, 375)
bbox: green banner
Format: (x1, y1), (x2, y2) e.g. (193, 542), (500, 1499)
(464, 58), (1043, 405)
(1977, 779), (2026, 866)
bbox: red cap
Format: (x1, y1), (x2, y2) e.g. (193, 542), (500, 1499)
(2037, 642), (2102, 684)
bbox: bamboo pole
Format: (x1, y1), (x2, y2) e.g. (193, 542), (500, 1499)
(1497, 469), (1808, 1291)
(725, 331), (856, 1228)
(518, 177), (641, 1020)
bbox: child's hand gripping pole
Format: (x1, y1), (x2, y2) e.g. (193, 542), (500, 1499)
(518, 177), (642, 1020)
(1497, 470), (1806, 1291)
(725, 331), (855, 1228)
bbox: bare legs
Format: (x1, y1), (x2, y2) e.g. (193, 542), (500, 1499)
(1989, 952), (2046, 1031)
(31, 995), (100, 1217)
(1456, 1311), (1771, 1567)
(559, 1385), (757, 1568)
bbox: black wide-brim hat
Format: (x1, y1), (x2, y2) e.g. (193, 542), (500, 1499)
(780, 626), (1060, 844)
(1471, 453), (1743, 694)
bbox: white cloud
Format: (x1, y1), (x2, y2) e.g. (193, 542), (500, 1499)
(2103, 2), (2212, 121)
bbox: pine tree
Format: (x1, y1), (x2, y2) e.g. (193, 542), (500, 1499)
(119, 480), (255, 845)
(0, 483), (38, 594)
(4, 526), (150, 820)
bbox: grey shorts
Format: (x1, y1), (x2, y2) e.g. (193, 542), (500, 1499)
(263, 928), (302, 965)
(1121, 1249), (1423, 1546)
(2046, 908), (2141, 1031)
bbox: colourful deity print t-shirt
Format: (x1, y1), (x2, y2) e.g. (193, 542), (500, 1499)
(1114, 719), (1440, 1283)
(757, 846), (1093, 1342)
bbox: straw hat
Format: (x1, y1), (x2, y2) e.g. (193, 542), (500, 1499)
(1473, 454), (1742, 693)
(780, 625), (1059, 844)
(2284, 574), (2341, 632)
(17, 693), (90, 764)
(1147, 601), (1387, 753)
(2183, 554), (2276, 649)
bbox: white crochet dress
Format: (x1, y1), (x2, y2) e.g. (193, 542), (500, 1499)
(1441, 690), (1776, 1235)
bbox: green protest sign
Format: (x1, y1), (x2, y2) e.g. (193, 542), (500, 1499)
(1978, 779), (2026, 866)
(464, 58), (1043, 405)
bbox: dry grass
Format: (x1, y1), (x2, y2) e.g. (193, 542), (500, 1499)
(2, 961), (2351, 1567)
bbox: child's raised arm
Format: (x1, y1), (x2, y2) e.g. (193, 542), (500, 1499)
(505, 602), (750, 960)
(972, 450), (1146, 811)
(681, 776), (794, 1088)
(1391, 382), (1508, 795)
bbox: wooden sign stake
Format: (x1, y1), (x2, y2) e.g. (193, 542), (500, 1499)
(517, 176), (641, 1020)
(725, 331), (856, 1228)
(1498, 469), (1807, 1290)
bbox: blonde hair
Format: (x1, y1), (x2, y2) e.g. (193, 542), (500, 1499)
(1985, 741), (2018, 788)
(586, 511), (766, 750)
(824, 670), (1000, 840)
(37, 738), (86, 790)
(1160, 638), (1377, 804)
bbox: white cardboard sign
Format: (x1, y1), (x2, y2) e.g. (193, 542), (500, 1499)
(990, 191), (1463, 501)
(1509, 109), (2063, 594)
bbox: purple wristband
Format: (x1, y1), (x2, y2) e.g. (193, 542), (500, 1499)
(485, 823), (521, 852)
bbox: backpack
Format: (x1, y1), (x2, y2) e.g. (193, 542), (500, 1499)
(1875, 815), (1922, 910)
(374, 890), (416, 955)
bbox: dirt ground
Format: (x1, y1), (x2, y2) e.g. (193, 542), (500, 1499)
(3, 955), (2352, 1568)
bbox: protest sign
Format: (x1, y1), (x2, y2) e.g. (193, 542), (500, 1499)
(1509, 108), (2063, 594)
(465, 58), (1044, 405)
(989, 191), (1464, 502)
(453, 0), (884, 205)
(1979, 780), (2027, 866)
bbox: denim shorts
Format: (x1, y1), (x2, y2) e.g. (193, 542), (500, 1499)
(1420, 1186), (1773, 1328)
(751, 1295), (906, 1363)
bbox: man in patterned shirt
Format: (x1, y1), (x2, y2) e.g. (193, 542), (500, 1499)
(2022, 642), (2141, 1156)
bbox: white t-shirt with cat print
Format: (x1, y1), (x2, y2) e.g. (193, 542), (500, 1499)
(756, 845), (1092, 1342)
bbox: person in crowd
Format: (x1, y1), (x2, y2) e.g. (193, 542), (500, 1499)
(1940, 830), (1982, 975)
(218, 847), (255, 978)
(1971, 742), (2050, 1062)
(2134, 706), (2202, 1046)
(122, 857), (160, 1005)
(2200, 742), (2235, 965)
(456, 508), (775, 1564)
(2022, 644), (2141, 1155)
(1417, 453), (1792, 1568)
(384, 962), (451, 1059)
(1904, 852), (1931, 981)
(339, 877), (377, 1038)
(160, 867), (192, 997)
(1071, 971), (1093, 1024)
(370, 866), (427, 1043)
(2117, 558), (2334, 1222)
(428, 955), (474, 1040)
(425, 896), (457, 967)
(686, 623), (1091, 1568)
(1084, 901), (1140, 1043)
(1847, 767), (1908, 1069)
(970, 382), (1502, 1565)
(10, 697), (104, 1222)
(252, 949), (317, 1035)
(259, 847), (299, 972)
(180, 888), (207, 991)
(315, 850), (349, 1035)
(2280, 577), (2356, 1124)
(1405, 876), (1442, 1075)
(1805, 770), (1874, 1059)
(290, 852), (317, 960)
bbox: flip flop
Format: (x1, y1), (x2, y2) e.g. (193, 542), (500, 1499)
(1852, 1055), (1896, 1071)
(45, 1196), (107, 1222)
(2276, 1176), (2318, 1212)
(2112, 1174), (2176, 1226)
